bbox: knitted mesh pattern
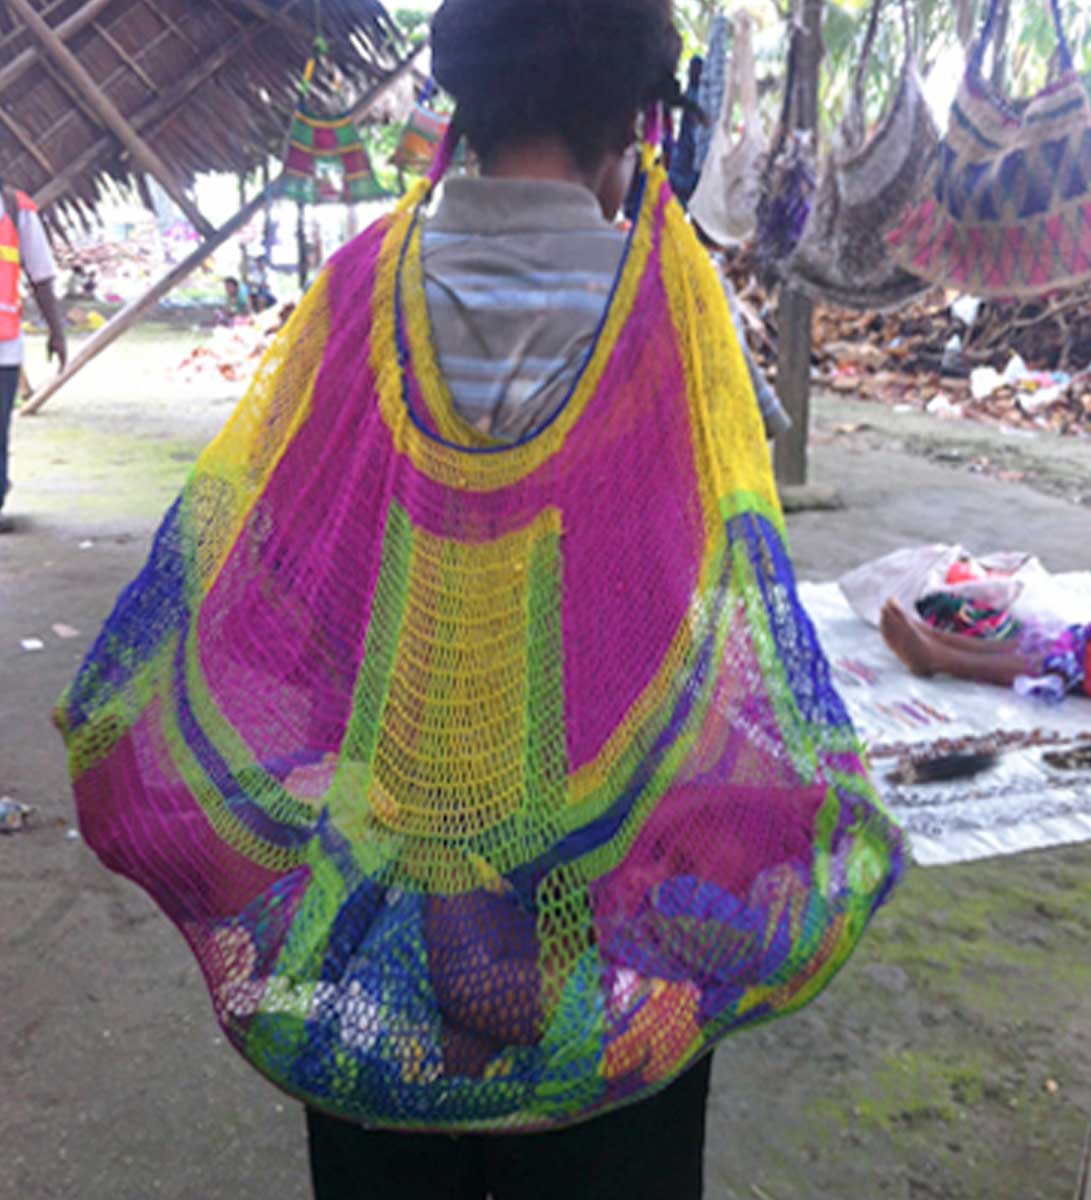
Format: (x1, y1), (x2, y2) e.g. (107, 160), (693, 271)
(58, 153), (903, 1132)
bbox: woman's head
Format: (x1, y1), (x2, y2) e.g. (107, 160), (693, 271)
(431, 0), (684, 175)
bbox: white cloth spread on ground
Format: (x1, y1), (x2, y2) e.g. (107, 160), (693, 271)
(802, 576), (1091, 867)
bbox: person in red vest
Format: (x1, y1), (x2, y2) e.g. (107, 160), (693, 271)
(0, 182), (67, 534)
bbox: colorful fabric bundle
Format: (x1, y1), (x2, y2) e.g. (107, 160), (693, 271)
(1041, 624), (1091, 698)
(786, 0), (937, 312)
(887, 0), (1091, 298)
(57, 142), (902, 1132)
(916, 592), (1021, 641)
(282, 106), (387, 204)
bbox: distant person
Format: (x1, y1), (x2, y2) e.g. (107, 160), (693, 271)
(248, 256), (277, 313)
(0, 181), (67, 534)
(68, 263), (98, 300)
(223, 275), (252, 319)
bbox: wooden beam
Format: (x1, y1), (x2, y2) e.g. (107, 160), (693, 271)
(0, 0), (75, 54)
(21, 182), (277, 416)
(226, 0), (315, 41)
(0, 0), (115, 95)
(138, 0), (201, 57)
(5, 0), (215, 238)
(29, 22), (178, 162)
(0, 106), (56, 177)
(92, 20), (160, 95)
(205, 0), (246, 32)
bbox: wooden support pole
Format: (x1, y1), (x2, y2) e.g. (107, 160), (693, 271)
(773, 0), (824, 490)
(773, 289), (815, 488)
(238, 172), (250, 282)
(5, 0), (215, 238)
(21, 183), (277, 417)
(296, 201), (308, 291)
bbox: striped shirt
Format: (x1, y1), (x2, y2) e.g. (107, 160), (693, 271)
(421, 177), (789, 443)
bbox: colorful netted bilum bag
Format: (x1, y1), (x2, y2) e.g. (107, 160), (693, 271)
(786, 0), (937, 312)
(280, 52), (387, 205)
(57, 138), (903, 1132)
(282, 107), (387, 205)
(887, 0), (1091, 298)
(392, 102), (454, 174)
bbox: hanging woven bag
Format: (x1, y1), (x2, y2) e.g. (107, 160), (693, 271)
(281, 54), (388, 205)
(392, 101), (453, 173)
(785, 0), (938, 312)
(753, 11), (817, 286)
(886, 0), (1091, 299)
(693, 13), (731, 183)
(689, 12), (768, 246)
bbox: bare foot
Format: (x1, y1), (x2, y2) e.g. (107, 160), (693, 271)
(880, 600), (936, 677)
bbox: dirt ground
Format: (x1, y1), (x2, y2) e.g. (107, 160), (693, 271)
(1, 328), (1089, 1200)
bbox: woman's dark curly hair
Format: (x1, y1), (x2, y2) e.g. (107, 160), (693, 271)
(431, 0), (687, 169)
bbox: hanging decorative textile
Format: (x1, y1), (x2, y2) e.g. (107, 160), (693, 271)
(754, 11), (817, 285)
(785, 0), (938, 312)
(887, 0), (1091, 299)
(392, 99), (454, 174)
(667, 56), (706, 205)
(282, 54), (387, 205)
(693, 13), (730, 181)
(689, 11), (767, 246)
(57, 122), (903, 1133)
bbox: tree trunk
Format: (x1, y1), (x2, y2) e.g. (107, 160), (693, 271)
(774, 0), (824, 489)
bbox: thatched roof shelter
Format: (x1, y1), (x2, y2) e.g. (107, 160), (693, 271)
(0, 0), (403, 227)
(4, 0), (428, 415)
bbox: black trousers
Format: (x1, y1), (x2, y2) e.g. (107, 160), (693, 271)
(307, 1055), (713, 1200)
(0, 366), (19, 512)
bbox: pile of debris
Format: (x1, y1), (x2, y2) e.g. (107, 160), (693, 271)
(54, 230), (164, 305)
(722, 245), (1091, 437)
(176, 301), (298, 386)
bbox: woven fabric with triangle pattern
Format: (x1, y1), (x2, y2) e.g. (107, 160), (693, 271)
(56, 152), (903, 1132)
(887, 64), (1091, 299)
